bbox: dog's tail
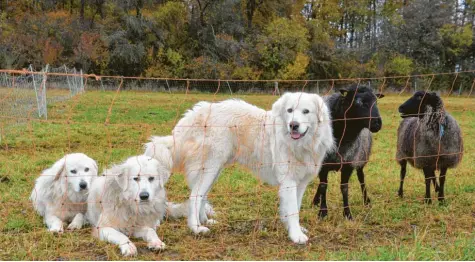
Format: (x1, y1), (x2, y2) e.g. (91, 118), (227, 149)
(144, 135), (174, 165)
(166, 201), (216, 219)
(144, 136), (174, 153)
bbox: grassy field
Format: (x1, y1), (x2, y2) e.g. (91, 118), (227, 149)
(0, 90), (474, 260)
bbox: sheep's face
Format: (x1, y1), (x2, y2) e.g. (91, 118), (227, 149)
(339, 85), (384, 133)
(399, 91), (441, 118)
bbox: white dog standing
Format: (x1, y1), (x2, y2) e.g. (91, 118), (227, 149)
(87, 155), (170, 256)
(30, 153), (98, 233)
(166, 92), (334, 244)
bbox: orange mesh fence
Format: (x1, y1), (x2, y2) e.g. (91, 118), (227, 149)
(1, 68), (474, 259)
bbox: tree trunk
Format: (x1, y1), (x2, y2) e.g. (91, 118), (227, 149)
(136, 0), (143, 18)
(80, 0), (85, 22)
(96, 0), (104, 19)
(372, 0), (377, 50)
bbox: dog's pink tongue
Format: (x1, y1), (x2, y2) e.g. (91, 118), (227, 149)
(291, 131), (301, 139)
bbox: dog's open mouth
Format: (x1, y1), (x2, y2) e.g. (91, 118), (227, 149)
(290, 128), (308, 140)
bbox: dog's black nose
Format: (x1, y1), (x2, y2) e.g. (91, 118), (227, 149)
(290, 121), (300, 131)
(139, 192), (150, 201)
(79, 181), (87, 190)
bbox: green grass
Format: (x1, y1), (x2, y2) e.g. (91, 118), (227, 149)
(0, 90), (474, 260)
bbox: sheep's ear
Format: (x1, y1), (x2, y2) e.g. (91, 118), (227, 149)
(52, 157), (66, 181)
(339, 88), (348, 96)
(375, 93), (385, 99)
(428, 92), (442, 106)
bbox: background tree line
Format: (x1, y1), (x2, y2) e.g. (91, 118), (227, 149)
(0, 0), (474, 89)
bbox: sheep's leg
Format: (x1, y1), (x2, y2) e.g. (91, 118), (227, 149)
(422, 167), (434, 204)
(438, 168), (447, 204)
(316, 169), (329, 219)
(312, 167), (328, 207)
(398, 160), (407, 198)
(356, 168), (370, 205)
(341, 165), (354, 220)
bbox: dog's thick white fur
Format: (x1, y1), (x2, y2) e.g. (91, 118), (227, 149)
(87, 155), (170, 256)
(155, 92), (334, 244)
(30, 153), (98, 233)
(144, 136), (216, 220)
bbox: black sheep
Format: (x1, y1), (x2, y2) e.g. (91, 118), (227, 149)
(397, 91), (463, 204)
(313, 84), (384, 219)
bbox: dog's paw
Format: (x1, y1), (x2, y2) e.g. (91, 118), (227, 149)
(289, 230), (309, 245)
(120, 242), (137, 257)
(205, 203), (216, 217)
(154, 220), (161, 229)
(148, 240), (166, 251)
(48, 224), (64, 234)
(67, 221), (82, 230)
(300, 226), (308, 234)
(206, 219), (217, 225)
(192, 226), (210, 234)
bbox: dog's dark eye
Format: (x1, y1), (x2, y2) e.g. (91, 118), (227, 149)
(416, 95), (422, 100)
(85, 168), (89, 172)
(70, 170), (77, 174)
(133, 177), (139, 182)
(148, 177), (155, 182)
(287, 108), (293, 113)
(302, 109), (309, 114)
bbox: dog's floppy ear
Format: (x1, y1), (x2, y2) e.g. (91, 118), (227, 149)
(158, 173), (166, 189)
(106, 164), (129, 191)
(93, 161), (99, 175)
(271, 93), (289, 117)
(312, 94), (325, 123)
(51, 157), (66, 181)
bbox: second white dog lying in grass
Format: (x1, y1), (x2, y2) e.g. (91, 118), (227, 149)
(30, 153), (98, 233)
(87, 155), (169, 256)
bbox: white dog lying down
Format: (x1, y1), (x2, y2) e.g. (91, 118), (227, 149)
(30, 153), (98, 233)
(87, 155), (171, 256)
(147, 92), (334, 244)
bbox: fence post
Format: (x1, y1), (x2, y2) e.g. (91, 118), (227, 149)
(274, 81), (280, 96)
(30, 64), (42, 118)
(42, 64), (49, 120)
(80, 69), (84, 93)
(65, 65), (73, 97)
(226, 81), (233, 95)
(165, 79), (171, 94)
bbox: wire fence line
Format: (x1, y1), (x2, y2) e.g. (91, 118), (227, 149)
(0, 68), (474, 125)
